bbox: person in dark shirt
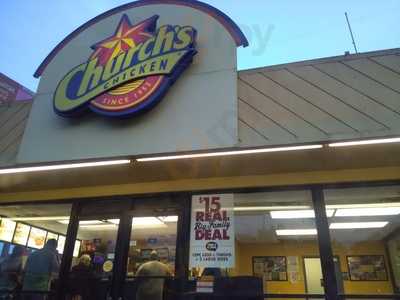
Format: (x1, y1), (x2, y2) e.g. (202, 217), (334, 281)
(0, 245), (24, 293)
(69, 254), (95, 300)
(22, 239), (60, 300)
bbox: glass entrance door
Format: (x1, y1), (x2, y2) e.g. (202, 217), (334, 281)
(64, 199), (128, 300)
(123, 198), (183, 300)
(60, 196), (187, 300)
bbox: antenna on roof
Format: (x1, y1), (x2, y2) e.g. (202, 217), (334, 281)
(345, 12), (358, 54)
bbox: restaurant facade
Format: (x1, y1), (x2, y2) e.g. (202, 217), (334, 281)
(1, 1), (400, 299)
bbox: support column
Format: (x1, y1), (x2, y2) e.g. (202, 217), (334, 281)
(111, 210), (132, 299)
(312, 187), (339, 300)
(57, 201), (81, 299)
(175, 194), (192, 299)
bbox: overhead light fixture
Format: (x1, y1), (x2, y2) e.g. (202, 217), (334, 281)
(0, 160), (131, 175)
(58, 220), (70, 224)
(79, 224), (117, 230)
(107, 217), (167, 228)
(136, 145), (323, 162)
(107, 219), (120, 225)
(158, 216), (178, 222)
(234, 206), (310, 212)
(12, 216), (70, 221)
(335, 207), (400, 217)
(79, 220), (104, 225)
(270, 209), (334, 219)
(276, 229), (317, 236)
(330, 222), (388, 229)
(329, 137), (400, 147)
(326, 203), (400, 209)
(132, 217), (166, 228)
(58, 220), (104, 225)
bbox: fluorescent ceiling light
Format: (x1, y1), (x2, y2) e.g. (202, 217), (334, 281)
(132, 217), (166, 228)
(136, 145), (323, 162)
(79, 220), (104, 225)
(234, 206), (310, 212)
(132, 217), (164, 226)
(329, 137), (400, 147)
(107, 217), (167, 228)
(335, 207), (400, 217)
(330, 222), (388, 229)
(158, 216), (178, 222)
(79, 224), (117, 230)
(12, 216), (70, 221)
(0, 160), (131, 175)
(276, 229), (317, 236)
(58, 220), (70, 225)
(58, 220), (103, 225)
(107, 219), (120, 225)
(326, 203), (400, 209)
(270, 209), (334, 219)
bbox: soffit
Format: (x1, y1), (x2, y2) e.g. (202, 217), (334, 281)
(1, 143), (400, 196)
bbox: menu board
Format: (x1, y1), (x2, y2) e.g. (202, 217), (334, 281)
(46, 232), (58, 243)
(13, 223), (31, 246)
(28, 227), (47, 249)
(73, 240), (81, 257)
(0, 218), (17, 242)
(347, 255), (388, 281)
(253, 256), (288, 281)
(57, 235), (66, 254)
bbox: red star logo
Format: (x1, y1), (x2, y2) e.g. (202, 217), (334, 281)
(90, 14), (158, 66)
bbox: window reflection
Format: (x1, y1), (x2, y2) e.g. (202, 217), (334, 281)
(324, 185), (400, 295)
(127, 216), (178, 276)
(189, 191), (322, 295)
(0, 203), (71, 296)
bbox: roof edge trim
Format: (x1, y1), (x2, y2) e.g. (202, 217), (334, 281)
(33, 0), (248, 78)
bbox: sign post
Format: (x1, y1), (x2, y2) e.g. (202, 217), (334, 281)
(189, 194), (235, 269)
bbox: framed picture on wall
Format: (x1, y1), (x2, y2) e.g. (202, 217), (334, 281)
(347, 255), (388, 281)
(252, 256), (288, 281)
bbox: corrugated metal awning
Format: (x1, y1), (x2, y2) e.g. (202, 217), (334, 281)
(238, 48), (400, 147)
(0, 102), (32, 167)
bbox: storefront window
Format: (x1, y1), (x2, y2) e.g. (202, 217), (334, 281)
(233, 190), (323, 295)
(0, 203), (71, 295)
(324, 185), (400, 296)
(388, 232), (400, 294)
(190, 190), (323, 296)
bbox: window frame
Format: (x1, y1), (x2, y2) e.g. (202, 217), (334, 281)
(0, 180), (399, 299)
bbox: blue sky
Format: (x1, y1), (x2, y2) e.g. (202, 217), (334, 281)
(0, 0), (399, 91)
